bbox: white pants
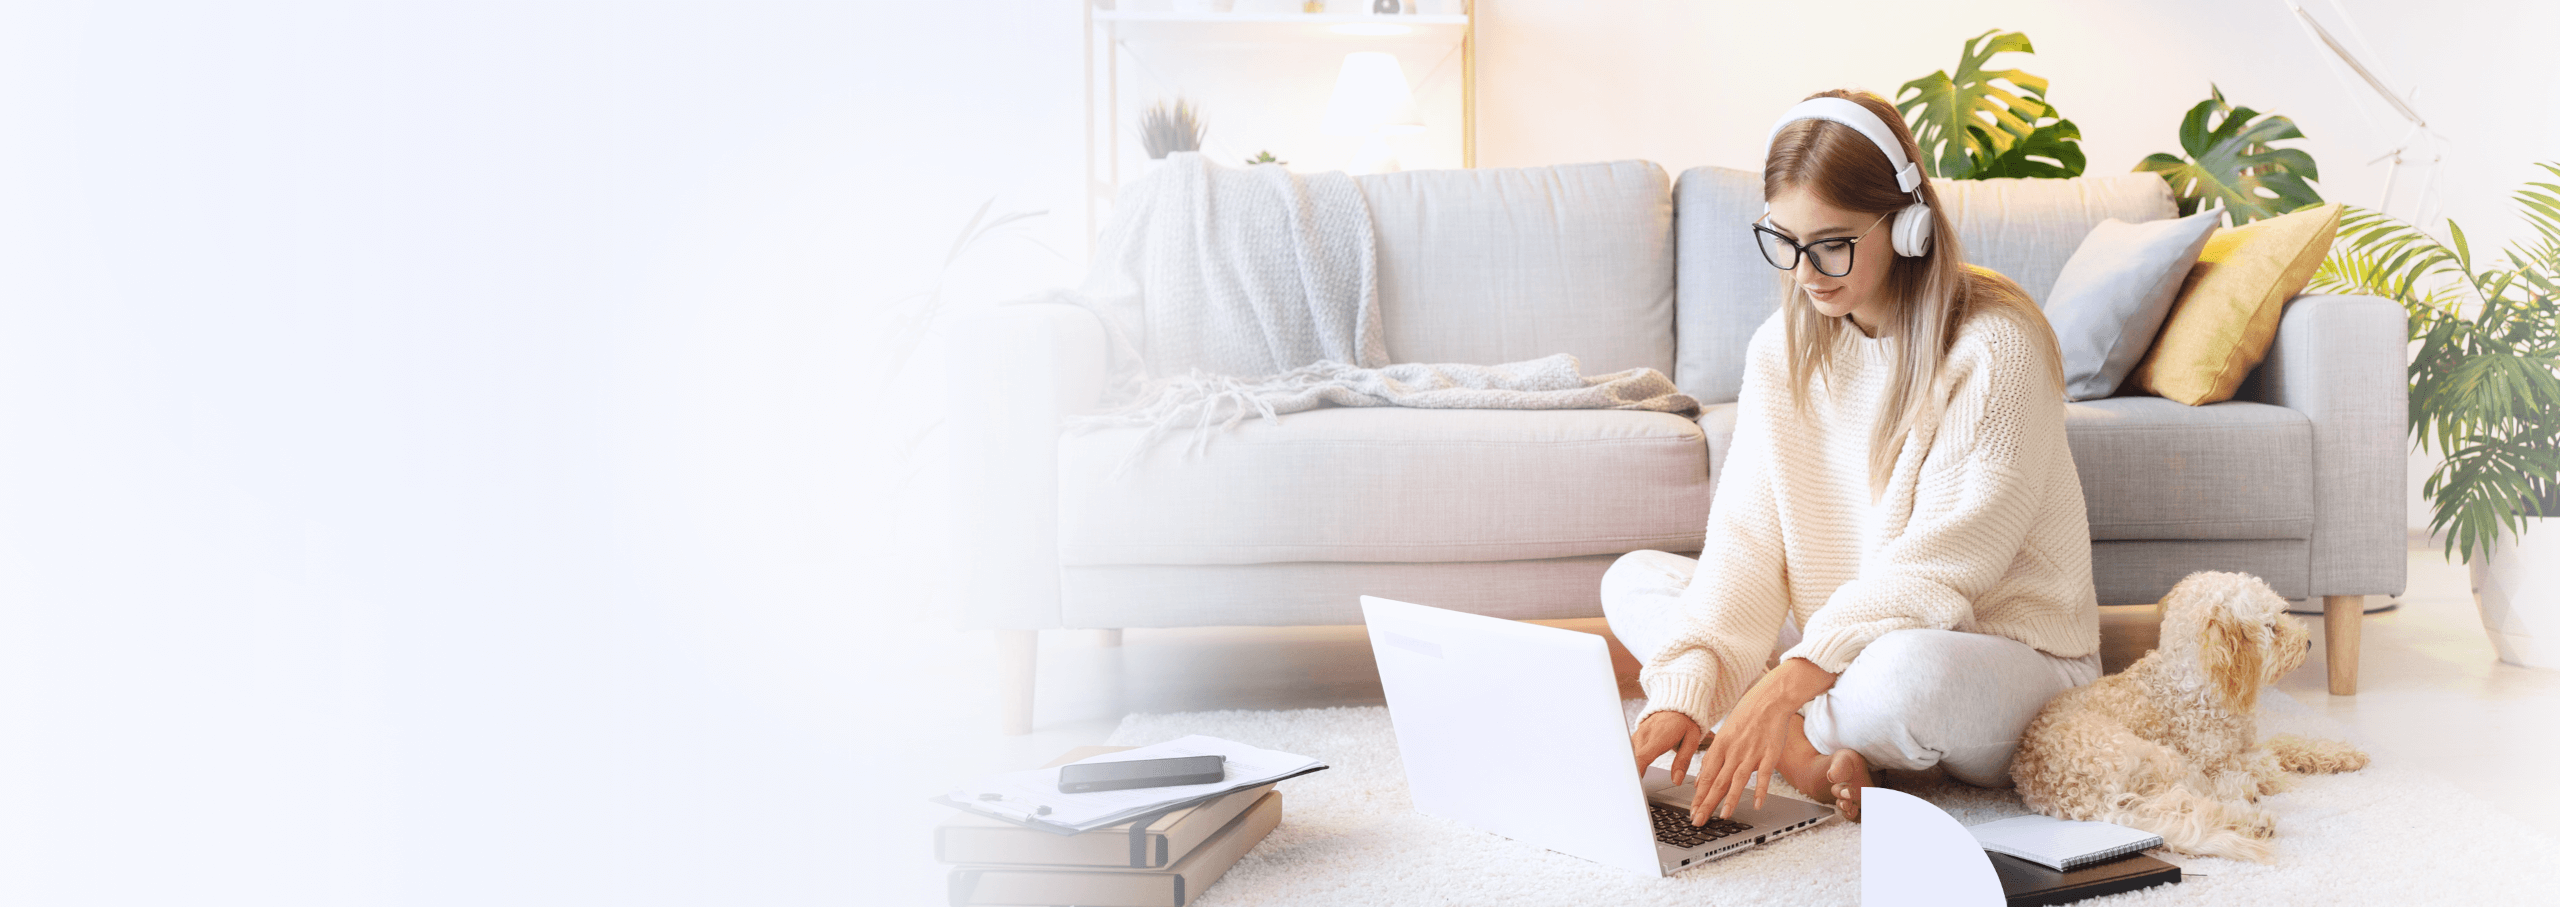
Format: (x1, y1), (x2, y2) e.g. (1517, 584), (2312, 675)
(1601, 550), (2101, 787)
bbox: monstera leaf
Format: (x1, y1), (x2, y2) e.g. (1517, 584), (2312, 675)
(1896, 30), (2076, 181)
(2135, 85), (2323, 225)
(1972, 117), (2087, 179)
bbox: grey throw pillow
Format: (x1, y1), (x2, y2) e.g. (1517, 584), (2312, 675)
(2041, 212), (2221, 400)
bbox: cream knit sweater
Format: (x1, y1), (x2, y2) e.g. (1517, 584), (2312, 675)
(1638, 306), (2102, 729)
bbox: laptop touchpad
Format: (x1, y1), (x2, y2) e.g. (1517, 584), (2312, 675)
(1639, 766), (1697, 800)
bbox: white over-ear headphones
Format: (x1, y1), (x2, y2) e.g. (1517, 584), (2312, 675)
(1762, 97), (1934, 258)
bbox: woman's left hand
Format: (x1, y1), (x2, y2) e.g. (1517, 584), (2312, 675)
(1689, 657), (1836, 823)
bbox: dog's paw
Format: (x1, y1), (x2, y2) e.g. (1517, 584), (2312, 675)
(2209, 769), (2263, 803)
(2171, 824), (2278, 864)
(2267, 733), (2371, 774)
(2188, 811), (2279, 863)
(2254, 769), (2297, 797)
(2238, 806), (2277, 840)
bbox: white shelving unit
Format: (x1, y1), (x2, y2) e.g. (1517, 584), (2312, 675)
(1081, 4), (1475, 244)
(1095, 10), (1469, 41)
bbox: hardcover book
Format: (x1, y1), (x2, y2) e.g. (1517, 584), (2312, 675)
(948, 790), (1281, 907)
(1988, 851), (2181, 906)
(936, 744), (1275, 868)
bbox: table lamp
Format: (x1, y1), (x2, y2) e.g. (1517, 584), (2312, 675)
(1321, 52), (1424, 174)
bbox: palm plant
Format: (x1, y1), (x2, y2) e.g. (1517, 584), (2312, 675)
(2309, 163), (2560, 563)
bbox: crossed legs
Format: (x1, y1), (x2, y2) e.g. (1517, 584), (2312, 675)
(1603, 550), (2094, 819)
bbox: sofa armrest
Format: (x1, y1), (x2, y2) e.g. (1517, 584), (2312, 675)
(2233, 294), (2409, 598)
(945, 299), (1109, 630)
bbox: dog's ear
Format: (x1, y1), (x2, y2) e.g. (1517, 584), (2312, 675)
(2200, 604), (2263, 712)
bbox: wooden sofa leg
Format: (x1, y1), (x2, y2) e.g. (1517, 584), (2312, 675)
(2324, 594), (2363, 696)
(998, 629), (1037, 736)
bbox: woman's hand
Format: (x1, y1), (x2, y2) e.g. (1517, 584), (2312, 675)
(1689, 657), (1837, 822)
(1629, 711), (1708, 787)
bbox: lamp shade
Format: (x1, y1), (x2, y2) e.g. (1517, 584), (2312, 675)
(1320, 52), (1424, 137)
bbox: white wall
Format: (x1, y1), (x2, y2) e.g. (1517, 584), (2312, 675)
(0, 2), (1082, 904)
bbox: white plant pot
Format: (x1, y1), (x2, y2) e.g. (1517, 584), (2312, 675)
(2471, 515), (2560, 668)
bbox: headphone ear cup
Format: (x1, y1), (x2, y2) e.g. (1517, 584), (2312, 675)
(1892, 202), (1933, 257)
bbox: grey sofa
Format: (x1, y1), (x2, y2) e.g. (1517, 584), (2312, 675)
(955, 161), (2407, 734)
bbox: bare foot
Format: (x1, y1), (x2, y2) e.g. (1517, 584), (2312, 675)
(1824, 747), (1873, 822)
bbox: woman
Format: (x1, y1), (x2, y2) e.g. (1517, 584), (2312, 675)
(1609, 89), (2101, 826)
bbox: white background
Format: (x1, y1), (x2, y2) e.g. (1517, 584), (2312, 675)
(0, 2), (2546, 904)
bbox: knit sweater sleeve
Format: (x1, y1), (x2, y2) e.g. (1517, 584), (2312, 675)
(1635, 321), (1793, 729)
(1782, 314), (2060, 673)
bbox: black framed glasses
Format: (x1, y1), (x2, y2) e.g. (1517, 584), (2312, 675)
(1751, 212), (1890, 278)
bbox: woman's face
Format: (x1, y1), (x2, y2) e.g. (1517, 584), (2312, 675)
(1763, 187), (1898, 332)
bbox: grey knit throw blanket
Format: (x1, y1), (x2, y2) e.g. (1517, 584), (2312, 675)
(1058, 153), (1699, 465)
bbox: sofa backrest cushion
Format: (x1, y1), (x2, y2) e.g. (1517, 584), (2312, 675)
(1673, 167), (1790, 405)
(1671, 167), (2179, 404)
(1938, 173), (2182, 306)
(1358, 161), (1674, 377)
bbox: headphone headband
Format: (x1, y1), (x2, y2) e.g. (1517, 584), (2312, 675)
(1764, 97), (1925, 194)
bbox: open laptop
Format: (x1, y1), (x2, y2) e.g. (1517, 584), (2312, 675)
(1360, 595), (1833, 876)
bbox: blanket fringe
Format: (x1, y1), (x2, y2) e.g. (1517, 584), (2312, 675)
(1068, 358), (1699, 478)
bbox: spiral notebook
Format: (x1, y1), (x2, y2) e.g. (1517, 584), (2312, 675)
(1966, 815), (2164, 872)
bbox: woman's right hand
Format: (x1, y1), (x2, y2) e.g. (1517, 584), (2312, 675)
(1630, 710), (1710, 787)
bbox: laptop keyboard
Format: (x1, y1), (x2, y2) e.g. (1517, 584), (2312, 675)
(1649, 803), (1752, 849)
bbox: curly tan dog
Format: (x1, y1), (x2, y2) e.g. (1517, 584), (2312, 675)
(2009, 571), (2368, 862)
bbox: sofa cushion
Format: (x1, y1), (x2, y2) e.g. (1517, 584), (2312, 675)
(2044, 212), (2221, 401)
(2066, 397), (2313, 540)
(2129, 203), (2345, 405)
(1057, 407), (1711, 566)
(1673, 167), (1790, 406)
(1690, 395), (2313, 541)
(1934, 173), (2182, 306)
(1359, 161), (1674, 377)
(1062, 555), (1630, 627)
(1673, 167), (2178, 405)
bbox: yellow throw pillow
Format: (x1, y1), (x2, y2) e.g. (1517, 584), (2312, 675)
(2127, 203), (2342, 405)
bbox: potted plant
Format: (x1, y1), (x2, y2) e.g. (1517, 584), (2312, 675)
(2314, 163), (2560, 668)
(1895, 30), (2088, 181)
(1138, 98), (1206, 163)
(1892, 34), (2326, 226)
(2133, 85), (2324, 225)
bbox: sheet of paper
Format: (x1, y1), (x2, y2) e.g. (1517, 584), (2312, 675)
(945, 735), (1322, 831)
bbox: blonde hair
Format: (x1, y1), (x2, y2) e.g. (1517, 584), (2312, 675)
(1763, 89), (2065, 497)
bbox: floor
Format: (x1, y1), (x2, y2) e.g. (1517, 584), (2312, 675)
(873, 540), (2560, 898)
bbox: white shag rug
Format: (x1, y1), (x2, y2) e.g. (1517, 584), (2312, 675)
(1106, 691), (2560, 906)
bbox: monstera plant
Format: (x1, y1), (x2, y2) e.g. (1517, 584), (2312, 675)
(1893, 35), (2324, 216)
(2311, 164), (2560, 666)
(2135, 86), (2325, 225)
(1895, 29), (2087, 181)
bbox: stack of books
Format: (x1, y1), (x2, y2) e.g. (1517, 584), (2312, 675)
(1968, 814), (2182, 906)
(937, 746), (1285, 907)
